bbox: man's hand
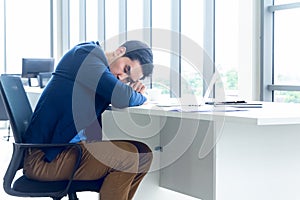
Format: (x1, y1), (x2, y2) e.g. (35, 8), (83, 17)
(129, 81), (146, 94)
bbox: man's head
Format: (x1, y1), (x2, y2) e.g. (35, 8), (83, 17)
(108, 40), (154, 84)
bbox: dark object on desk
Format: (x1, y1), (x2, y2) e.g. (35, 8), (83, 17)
(21, 58), (54, 87)
(38, 72), (52, 88)
(205, 101), (263, 108)
(215, 102), (263, 108)
(0, 76), (105, 200)
(206, 100), (246, 105)
(218, 100), (247, 104)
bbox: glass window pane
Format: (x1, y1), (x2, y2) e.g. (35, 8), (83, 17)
(274, 91), (300, 103)
(275, 0), (299, 5)
(215, 0), (239, 100)
(6, 0), (51, 74)
(70, 0), (80, 47)
(127, 0), (144, 40)
(152, 0), (171, 29)
(53, 0), (58, 61)
(152, 0), (171, 97)
(0, 0), (4, 73)
(181, 59), (203, 97)
(105, 0), (120, 41)
(181, 0), (203, 49)
(181, 0), (204, 97)
(274, 8), (300, 85)
(151, 51), (172, 98)
(86, 0), (98, 42)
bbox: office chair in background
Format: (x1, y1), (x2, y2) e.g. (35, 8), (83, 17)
(0, 75), (105, 200)
(0, 92), (10, 141)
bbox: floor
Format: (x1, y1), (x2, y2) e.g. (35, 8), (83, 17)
(0, 124), (200, 200)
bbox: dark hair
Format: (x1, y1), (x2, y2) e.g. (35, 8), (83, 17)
(120, 40), (154, 79)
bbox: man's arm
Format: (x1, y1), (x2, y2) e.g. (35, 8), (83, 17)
(73, 44), (147, 108)
(129, 81), (146, 94)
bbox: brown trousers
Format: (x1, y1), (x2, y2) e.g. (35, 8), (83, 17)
(23, 140), (153, 200)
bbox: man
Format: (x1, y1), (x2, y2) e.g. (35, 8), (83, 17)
(23, 40), (154, 200)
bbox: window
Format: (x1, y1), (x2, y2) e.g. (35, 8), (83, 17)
(273, 4), (300, 102)
(5, 0), (51, 74)
(262, 1), (300, 102)
(127, 0), (144, 41)
(0, 0), (4, 74)
(215, 0), (255, 101)
(86, 0), (98, 42)
(181, 0), (204, 97)
(151, 0), (172, 97)
(1, 0), (258, 102)
(70, 0), (103, 50)
(105, 0), (120, 47)
(215, 0), (239, 99)
(70, 0), (81, 47)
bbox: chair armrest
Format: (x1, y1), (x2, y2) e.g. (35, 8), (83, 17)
(3, 142), (82, 198)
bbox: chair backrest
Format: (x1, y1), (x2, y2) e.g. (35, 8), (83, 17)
(0, 92), (9, 120)
(0, 76), (33, 143)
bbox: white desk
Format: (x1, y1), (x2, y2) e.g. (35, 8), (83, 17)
(102, 102), (300, 200)
(23, 90), (300, 200)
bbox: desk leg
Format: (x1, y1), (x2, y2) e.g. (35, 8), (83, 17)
(159, 118), (215, 200)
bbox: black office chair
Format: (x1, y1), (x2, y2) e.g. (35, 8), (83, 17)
(0, 92), (10, 141)
(0, 75), (105, 200)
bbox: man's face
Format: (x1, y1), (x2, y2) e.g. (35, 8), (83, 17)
(109, 57), (144, 84)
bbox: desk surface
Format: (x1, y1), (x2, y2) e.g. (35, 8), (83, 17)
(111, 101), (300, 126)
(24, 86), (300, 126)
